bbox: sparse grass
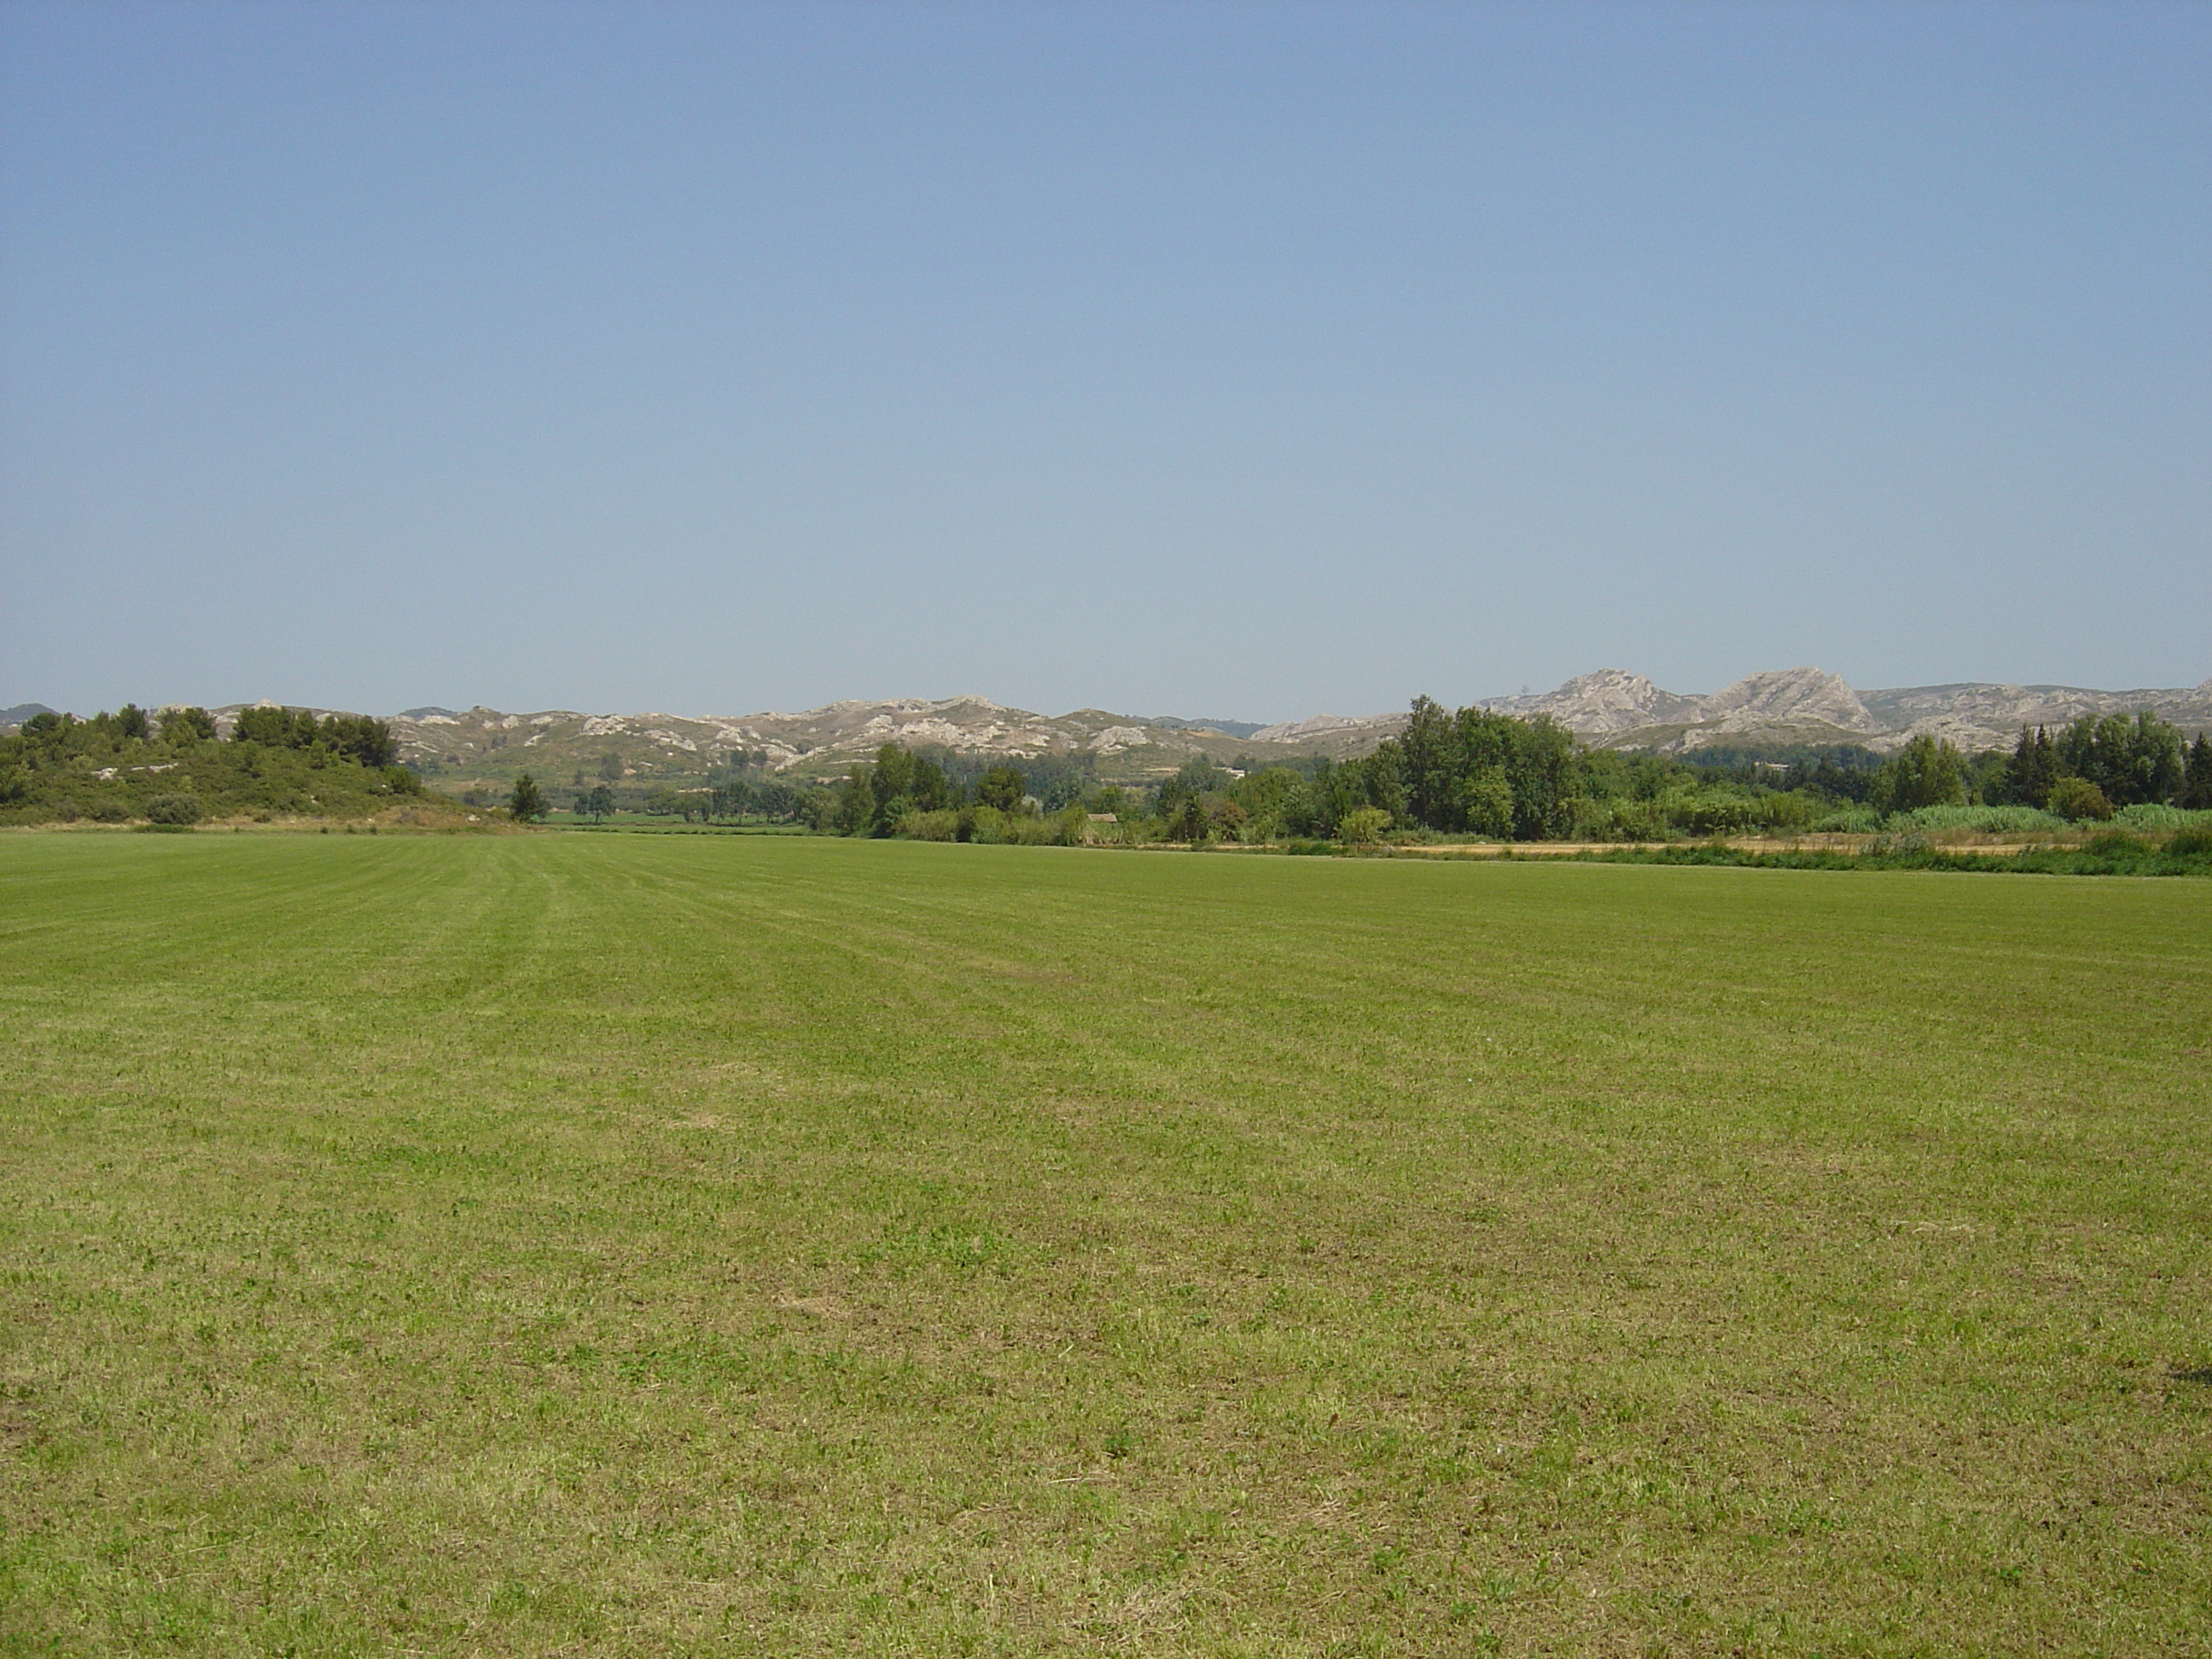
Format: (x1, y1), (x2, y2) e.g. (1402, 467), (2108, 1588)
(3, 833), (2209, 1656)
(1883, 804), (2070, 835)
(1563, 835), (2212, 878)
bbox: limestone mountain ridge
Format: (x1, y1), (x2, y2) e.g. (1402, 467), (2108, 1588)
(8, 674), (2205, 790)
(1472, 667), (2212, 753)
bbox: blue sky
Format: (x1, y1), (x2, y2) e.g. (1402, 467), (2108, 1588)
(3, 1), (2206, 720)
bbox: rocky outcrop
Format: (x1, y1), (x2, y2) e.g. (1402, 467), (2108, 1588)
(1698, 667), (1881, 734)
(1858, 681), (2212, 751)
(1248, 712), (1408, 745)
(1471, 667), (1880, 748)
(1465, 667), (2207, 752)
(1478, 669), (1703, 736)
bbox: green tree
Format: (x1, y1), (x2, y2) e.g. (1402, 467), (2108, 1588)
(975, 765), (1026, 814)
(1155, 755), (1228, 821)
(1397, 696), (1459, 829)
(834, 768), (873, 835)
(1501, 715), (1580, 839)
(323, 714), (399, 769)
(160, 706), (218, 743)
(1305, 758), (1371, 838)
(1461, 766), (1516, 838)
(230, 705), (290, 746)
(1388, 699), (1580, 839)
(2185, 734), (2212, 810)
(2058, 712), (2186, 806)
(508, 773), (547, 822)
(232, 705), (320, 748)
(909, 752), (954, 812)
(1359, 742), (1409, 826)
(1998, 725), (2061, 808)
(1207, 796), (1251, 841)
(1872, 735), (1966, 816)
(865, 743), (955, 831)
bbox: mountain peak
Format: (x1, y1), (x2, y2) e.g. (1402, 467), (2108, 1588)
(1481, 670), (1701, 735)
(1702, 667), (1880, 734)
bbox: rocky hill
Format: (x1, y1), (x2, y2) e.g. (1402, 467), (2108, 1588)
(1473, 667), (2211, 753)
(1260, 667), (2209, 754)
(13, 671), (2203, 786)
(1247, 712), (1409, 746)
(372, 670), (2203, 793)
(359, 697), (1377, 793)
(1476, 670), (1708, 738)
(1854, 681), (2212, 753)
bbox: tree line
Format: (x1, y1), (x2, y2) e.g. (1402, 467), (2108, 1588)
(1991, 715), (2211, 819)
(778, 701), (2212, 846)
(500, 697), (2210, 843)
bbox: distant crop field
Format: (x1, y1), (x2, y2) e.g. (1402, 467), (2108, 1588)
(3, 834), (2208, 1656)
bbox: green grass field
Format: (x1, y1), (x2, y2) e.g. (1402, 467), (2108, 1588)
(3, 834), (2208, 1656)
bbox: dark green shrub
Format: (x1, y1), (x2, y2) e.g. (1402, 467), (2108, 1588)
(144, 794), (203, 825)
(2047, 776), (2114, 822)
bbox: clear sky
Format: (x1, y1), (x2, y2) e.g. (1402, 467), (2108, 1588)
(3, 1), (2206, 721)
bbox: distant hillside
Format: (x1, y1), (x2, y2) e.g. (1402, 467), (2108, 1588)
(1468, 668), (2212, 754)
(1854, 681), (2212, 751)
(370, 697), (1385, 795)
(24, 670), (2200, 795)
(1146, 715), (1268, 739)
(1, 703), (58, 731)
(379, 671), (2195, 799)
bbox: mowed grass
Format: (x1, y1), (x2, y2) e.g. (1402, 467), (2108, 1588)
(2, 835), (2208, 1656)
